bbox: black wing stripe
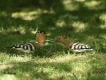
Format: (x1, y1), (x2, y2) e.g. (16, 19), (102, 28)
(78, 45), (91, 49)
(74, 44), (80, 49)
(71, 43), (79, 49)
(19, 44), (25, 48)
(11, 42), (37, 52)
(71, 43), (92, 50)
(26, 44), (34, 51)
(85, 45), (91, 49)
(27, 42), (36, 51)
(13, 44), (24, 48)
(19, 44), (24, 48)
(77, 45), (82, 49)
(85, 45), (88, 48)
(30, 42), (37, 50)
(23, 45), (28, 50)
(81, 45), (86, 49)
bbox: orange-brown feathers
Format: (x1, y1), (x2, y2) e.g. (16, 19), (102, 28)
(55, 35), (67, 42)
(55, 35), (72, 47)
(36, 31), (47, 44)
(55, 35), (93, 52)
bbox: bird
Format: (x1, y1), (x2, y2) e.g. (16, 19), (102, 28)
(6, 31), (47, 53)
(55, 35), (93, 53)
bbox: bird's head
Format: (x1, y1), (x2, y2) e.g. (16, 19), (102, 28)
(55, 35), (67, 42)
(35, 31), (47, 44)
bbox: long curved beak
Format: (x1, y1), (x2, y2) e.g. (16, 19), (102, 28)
(46, 39), (55, 42)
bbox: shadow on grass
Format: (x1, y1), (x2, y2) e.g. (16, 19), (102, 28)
(0, 60), (73, 80)
(1, 54), (106, 80)
(0, 0), (105, 31)
(0, 1), (106, 80)
(4, 42), (69, 58)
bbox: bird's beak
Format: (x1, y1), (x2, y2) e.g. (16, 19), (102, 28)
(46, 39), (55, 42)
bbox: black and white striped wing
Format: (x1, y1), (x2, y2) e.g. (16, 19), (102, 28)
(70, 42), (93, 52)
(9, 42), (37, 53)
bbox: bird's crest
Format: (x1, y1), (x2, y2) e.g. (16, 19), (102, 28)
(36, 31), (47, 43)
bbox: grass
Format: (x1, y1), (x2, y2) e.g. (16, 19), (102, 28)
(0, 53), (106, 80)
(0, 0), (106, 80)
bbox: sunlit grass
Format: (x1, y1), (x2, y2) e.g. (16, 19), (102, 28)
(84, 1), (101, 10)
(0, 53), (106, 80)
(12, 11), (38, 21)
(11, 9), (55, 21)
(72, 21), (86, 32)
(0, 0), (106, 80)
(63, 0), (103, 11)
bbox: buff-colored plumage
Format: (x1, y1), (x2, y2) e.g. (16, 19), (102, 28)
(55, 35), (93, 52)
(6, 31), (47, 53)
(36, 31), (46, 45)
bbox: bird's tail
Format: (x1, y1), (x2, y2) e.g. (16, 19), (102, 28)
(5, 45), (18, 49)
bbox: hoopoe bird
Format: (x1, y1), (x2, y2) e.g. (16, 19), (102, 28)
(55, 35), (93, 53)
(6, 31), (47, 53)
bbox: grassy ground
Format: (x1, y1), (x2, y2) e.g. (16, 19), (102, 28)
(0, 0), (106, 80)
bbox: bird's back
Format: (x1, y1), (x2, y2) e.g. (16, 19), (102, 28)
(69, 42), (93, 52)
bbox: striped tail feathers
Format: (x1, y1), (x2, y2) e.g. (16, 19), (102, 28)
(6, 44), (23, 49)
(69, 42), (93, 52)
(55, 35), (93, 53)
(6, 31), (47, 53)
(6, 42), (38, 53)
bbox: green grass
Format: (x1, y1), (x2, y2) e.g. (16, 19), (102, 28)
(0, 0), (106, 80)
(0, 53), (106, 80)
